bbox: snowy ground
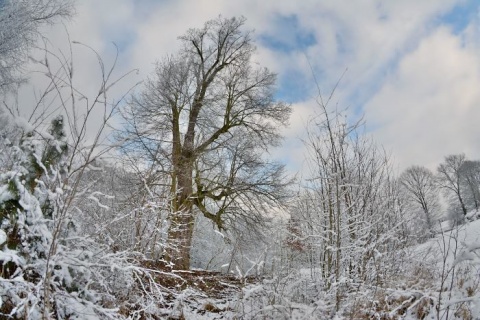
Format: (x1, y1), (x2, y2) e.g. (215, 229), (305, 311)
(186, 220), (480, 319)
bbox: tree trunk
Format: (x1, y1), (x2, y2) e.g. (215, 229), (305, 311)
(458, 192), (468, 216)
(165, 130), (196, 269)
(165, 168), (195, 269)
(165, 208), (195, 270)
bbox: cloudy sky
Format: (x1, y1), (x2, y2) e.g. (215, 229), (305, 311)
(39, 0), (480, 174)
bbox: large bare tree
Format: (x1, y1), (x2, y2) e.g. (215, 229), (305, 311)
(123, 16), (291, 269)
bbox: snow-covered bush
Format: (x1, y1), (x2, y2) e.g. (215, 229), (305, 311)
(73, 161), (171, 258)
(0, 40), (177, 318)
(0, 114), (125, 317)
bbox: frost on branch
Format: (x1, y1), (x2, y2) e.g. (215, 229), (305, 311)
(0, 108), (146, 319)
(0, 116), (66, 316)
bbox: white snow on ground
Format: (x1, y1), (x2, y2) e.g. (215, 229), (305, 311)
(172, 219), (480, 319)
(414, 217), (480, 267)
(402, 216), (480, 319)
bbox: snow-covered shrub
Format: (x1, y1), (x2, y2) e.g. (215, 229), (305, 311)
(0, 115), (129, 318)
(0, 40), (176, 318)
(73, 161), (171, 258)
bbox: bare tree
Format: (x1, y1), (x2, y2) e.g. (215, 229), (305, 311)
(297, 90), (406, 312)
(0, 0), (74, 90)
(399, 165), (440, 234)
(459, 160), (480, 212)
(437, 154), (468, 218)
(122, 16), (291, 269)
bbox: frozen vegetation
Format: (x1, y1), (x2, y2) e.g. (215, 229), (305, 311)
(1, 1), (480, 319)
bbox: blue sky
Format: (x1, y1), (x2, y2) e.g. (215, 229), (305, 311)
(442, 0), (478, 34)
(40, 0), (480, 173)
(262, 0), (480, 104)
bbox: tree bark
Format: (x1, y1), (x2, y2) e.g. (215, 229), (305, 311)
(165, 139), (195, 269)
(165, 209), (195, 270)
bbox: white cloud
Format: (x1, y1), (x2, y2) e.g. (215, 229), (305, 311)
(365, 26), (480, 171)
(271, 99), (318, 175)
(13, 0), (480, 174)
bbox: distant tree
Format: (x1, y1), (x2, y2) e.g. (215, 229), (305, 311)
(437, 154), (468, 218)
(399, 165), (440, 234)
(0, 0), (74, 91)
(122, 16), (291, 269)
(459, 160), (480, 212)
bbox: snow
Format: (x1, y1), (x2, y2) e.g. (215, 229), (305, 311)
(13, 116), (34, 133)
(403, 218), (480, 319)
(0, 183), (13, 203)
(414, 219), (480, 266)
(0, 248), (25, 266)
(0, 230), (6, 245)
(87, 194), (110, 210)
